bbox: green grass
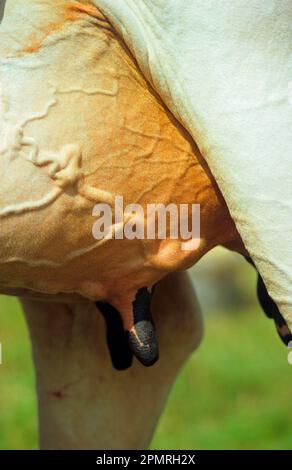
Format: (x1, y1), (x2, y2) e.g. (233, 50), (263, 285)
(0, 296), (37, 450)
(151, 309), (292, 450)
(0, 296), (291, 450)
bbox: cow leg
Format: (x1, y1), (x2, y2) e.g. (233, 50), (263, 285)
(21, 271), (203, 450)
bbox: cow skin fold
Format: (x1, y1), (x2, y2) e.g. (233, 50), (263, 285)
(95, 0), (292, 332)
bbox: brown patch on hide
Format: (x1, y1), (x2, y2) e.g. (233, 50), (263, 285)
(22, 21), (66, 54)
(22, 38), (42, 54)
(65, 1), (103, 21)
(21, 2), (106, 55)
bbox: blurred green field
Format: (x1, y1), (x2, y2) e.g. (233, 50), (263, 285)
(0, 290), (291, 450)
(152, 308), (292, 450)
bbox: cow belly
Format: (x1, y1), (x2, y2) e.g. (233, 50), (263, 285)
(0, 1), (236, 305)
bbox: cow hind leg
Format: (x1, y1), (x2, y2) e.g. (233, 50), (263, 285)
(21, 271), (203, 450)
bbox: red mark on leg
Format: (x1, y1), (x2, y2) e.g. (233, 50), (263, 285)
(49, 389), (66, 400)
